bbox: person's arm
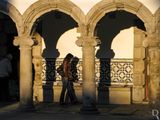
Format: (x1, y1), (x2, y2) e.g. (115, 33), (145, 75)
(68, 62), (72, 80)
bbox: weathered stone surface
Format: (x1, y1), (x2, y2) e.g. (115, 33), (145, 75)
(109, 87), (131, 104)
(133, 74), (145, 86)
(134, 47), (145, 59)
(133, 86), (145, 103)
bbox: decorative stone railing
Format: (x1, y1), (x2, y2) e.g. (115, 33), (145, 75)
(41, 58), (133, 86)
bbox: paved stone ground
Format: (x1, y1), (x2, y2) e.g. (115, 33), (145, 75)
(0, 102), (155, 120)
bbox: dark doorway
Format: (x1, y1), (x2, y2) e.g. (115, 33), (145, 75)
(0, 13), (19, 102)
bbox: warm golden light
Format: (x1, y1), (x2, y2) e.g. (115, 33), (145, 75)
(56, 28), (81, 58)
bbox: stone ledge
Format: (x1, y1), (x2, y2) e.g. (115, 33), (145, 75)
(109, 87), (131, 104)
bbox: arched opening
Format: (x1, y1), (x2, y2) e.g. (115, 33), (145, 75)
(31, 10), (82, 103)
(0, 13), (19, 102)
(95, 10), (147, 104)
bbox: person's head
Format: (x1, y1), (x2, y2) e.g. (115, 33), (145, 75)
(70, 57), (79, 68)
(64, 53), (73, 61)
(72, 57), (79, 64)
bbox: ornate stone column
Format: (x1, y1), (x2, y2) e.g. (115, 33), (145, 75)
(32, 33), (43, 102)
(76, 36), (100, 114)
(146, 34), (160, 109)
(14, 35), (35, 110)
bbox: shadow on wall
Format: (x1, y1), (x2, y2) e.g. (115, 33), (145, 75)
(95, 10), (146, 104)
(32, 10), (78, 102)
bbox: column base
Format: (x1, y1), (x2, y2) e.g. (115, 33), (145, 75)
(18, 103), (35, 112)
(80, 106), (99, 114)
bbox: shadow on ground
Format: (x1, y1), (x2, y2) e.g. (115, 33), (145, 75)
(0, 102), (153, 120)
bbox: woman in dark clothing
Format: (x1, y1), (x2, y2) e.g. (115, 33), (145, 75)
(59, 53), (74, 105)
(65, 57), (79, 104)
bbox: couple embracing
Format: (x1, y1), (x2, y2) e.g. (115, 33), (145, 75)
(57, 53), (79, 105)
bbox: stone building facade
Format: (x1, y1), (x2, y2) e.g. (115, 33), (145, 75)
(0, 0), (160, 113)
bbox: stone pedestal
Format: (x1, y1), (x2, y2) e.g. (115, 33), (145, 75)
(42, 81), (54, 102)
(98, 83), (109, 104)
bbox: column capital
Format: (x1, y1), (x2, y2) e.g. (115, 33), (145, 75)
(76, 36), (101, 47)
(13, 35), (37, 47)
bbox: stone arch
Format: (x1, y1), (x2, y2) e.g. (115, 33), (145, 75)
(0, 1), (22, 35)
(155, 7), (160, 22)
(86, 0), (154, 35)
(155, 7), (160, 40)
(85, 0), (155, 104)
(22, 0), (85, 35)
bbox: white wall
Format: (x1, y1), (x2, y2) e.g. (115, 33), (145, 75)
(111, 28), (134, 58)
(56, 28), (81, 58)
(8, 0), (38, 14)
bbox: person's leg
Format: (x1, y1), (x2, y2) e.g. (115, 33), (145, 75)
(59, 78), (68, 104)
(69, 81), (78, 104)
(64, 91), (69, 104)
(67, 81), (76, 104)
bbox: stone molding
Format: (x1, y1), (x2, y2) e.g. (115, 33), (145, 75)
(76, 36), (101, 47)
(0, 0), (156, 49)
(155, 7), (160, 44)
(155, 7), (160, 24)
(0, 0), (157, 42)
(22, 0), (85, 36)
(147, 33), (160, 48)
(13, 35), (36, 47)
(0, 1), (23, 35)
(86, 0), (154, 35)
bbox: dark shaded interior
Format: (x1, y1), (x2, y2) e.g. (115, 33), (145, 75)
(0, 13), (19, 102)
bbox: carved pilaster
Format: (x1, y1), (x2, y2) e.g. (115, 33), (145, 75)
(147, 34), (160, 108)
(132, 27), (146, 103)
(32, 33), (43, 102)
